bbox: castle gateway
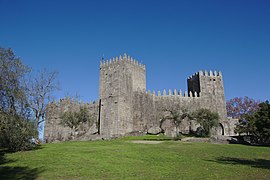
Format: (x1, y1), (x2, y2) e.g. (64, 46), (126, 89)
(45, 54), (236, 142)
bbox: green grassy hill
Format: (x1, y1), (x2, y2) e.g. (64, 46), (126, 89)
(1, 136), (270, 179)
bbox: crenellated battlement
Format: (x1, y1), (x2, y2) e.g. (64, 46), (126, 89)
(136, 88), (200, 98)
(46, 97), (99, 118)
(188, 70), (222, 80)
(49, 97), (98, 107)
(100, 53), (146, 70)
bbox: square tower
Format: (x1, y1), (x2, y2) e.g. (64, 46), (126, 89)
(99, 53), (146, 139)
(187, 70), (227, 121)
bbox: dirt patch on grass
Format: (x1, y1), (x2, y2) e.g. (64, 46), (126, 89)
(181, 137), (210, 142)
(129, 140), (164, 144)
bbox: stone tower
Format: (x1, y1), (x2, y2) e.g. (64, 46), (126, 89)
(187, 70), (227, 121)
(99, 53), (146, 139)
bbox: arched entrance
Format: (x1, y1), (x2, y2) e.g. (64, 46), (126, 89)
(219, 123), (225, 135)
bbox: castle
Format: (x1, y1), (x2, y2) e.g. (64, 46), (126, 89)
(45, 53), (236, 142)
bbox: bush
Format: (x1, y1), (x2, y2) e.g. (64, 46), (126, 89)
(235, 101), (270, 145)
(0, 111), (37, 152)
(60, 106), (95, 132)
(192, 109), (220, 137)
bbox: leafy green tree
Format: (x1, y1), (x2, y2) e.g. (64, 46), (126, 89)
(159, 102), (192, 129)
(0, 47), (30, 116)
(192, 109), (220, 137)
(60, 106), (95, 132)
(0, 111), (37, 152)
(0, 47), (36, 151)
(254, 101), (270, 144)
(160, 107), (190, 128)
(236, 101), (270, 144)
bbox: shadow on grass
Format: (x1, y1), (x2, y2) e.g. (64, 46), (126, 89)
(0, 150), (15, 165)
(210, 157), (270, 170)
(0, 166), (43, 180)
(0, 149), (44, 180)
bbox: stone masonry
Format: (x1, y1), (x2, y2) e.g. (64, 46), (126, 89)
(44, 53), (236, 142)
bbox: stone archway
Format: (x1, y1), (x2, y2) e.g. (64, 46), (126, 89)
(219, 123), (225, 135)
(214, 123), (225, 136)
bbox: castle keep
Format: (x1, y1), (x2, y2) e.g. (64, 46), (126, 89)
(45, 53), (236, 142)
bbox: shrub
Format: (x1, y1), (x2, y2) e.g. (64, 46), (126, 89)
(192, 109), (220, 137)
(60, 106), (95, 132)
(235, 101), (270, 145)
(0, 111), (37, 152)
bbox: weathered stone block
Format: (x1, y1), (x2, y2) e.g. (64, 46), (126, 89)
(147, 126), (162, 135)
(164, 127), (178, 138)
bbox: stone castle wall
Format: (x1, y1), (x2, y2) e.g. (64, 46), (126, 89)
(132, 89), (201, 133)
(133, 88), (235, 136)
(44, 98), (99, 142)
(44, 53), (237, 142)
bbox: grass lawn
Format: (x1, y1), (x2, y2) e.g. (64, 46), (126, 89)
(1, 136), (270, 179)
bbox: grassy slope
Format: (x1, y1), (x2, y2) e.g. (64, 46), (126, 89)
(1, 136), (270, 179)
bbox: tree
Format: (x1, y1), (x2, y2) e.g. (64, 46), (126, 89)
(235, 101), (270, 144)
(254, 101), (270, 144)
(26, 69), (59, 132)
(0, 111), (37, 152)
(0, 47), (30, 116)
(192, 109), (220, 137)
(226, 96), (260, 119)
(60, 106), (95, 132)
(159, 104), (221, 137)
(0, 47), (36, 151)
(159, 103), (191, 129)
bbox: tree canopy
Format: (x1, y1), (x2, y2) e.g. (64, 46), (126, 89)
(0, 47), (30, 115)
(26, 69), (59, 129)
(235, 101), (270, 145)
(226, 96), (259, 119)
(159, 104), (220, 137)
(192, 109), (220, 137)
(60, 106), (96, 133)
(0, 47), (59, 151)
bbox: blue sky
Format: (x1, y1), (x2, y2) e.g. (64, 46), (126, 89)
(1, 0), (270, 102)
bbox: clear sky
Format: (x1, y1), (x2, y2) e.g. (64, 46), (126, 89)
(1, 0), (270, 102)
